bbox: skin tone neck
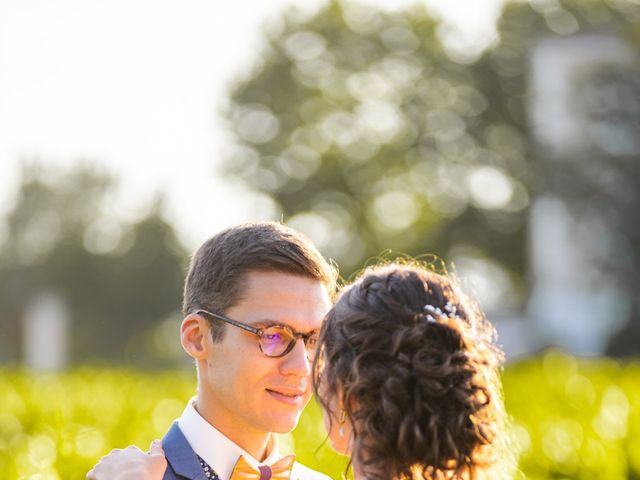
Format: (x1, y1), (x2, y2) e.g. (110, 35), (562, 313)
(194, 365), (272, 461)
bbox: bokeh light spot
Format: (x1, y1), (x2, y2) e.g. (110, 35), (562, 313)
(541, 419), (583, 465)
(593, 386), (629, 441)
(467, 166), (514, 210)
(284, 31), (327, 62)
(372, 191), (419, 231)
(233, 105), (280, 144)
(74, 428), (104, 458)
(28, 434), (57, 468)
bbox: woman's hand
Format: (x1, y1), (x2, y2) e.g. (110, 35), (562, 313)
(86, 439), (167, 480)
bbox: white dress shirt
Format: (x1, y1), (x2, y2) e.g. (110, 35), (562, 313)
(177, 398), (331, 480)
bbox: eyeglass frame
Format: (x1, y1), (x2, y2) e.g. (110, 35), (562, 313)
(195, 309), (319, 358)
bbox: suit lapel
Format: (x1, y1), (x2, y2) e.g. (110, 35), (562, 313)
(163, 422), (209, 480)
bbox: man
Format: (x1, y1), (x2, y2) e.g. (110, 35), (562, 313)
(88, 222), (337, 480)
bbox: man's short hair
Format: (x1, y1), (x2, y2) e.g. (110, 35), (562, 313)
(183, 221), (337, 341)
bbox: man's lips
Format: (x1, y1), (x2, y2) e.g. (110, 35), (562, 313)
(266, 387), (307, 405)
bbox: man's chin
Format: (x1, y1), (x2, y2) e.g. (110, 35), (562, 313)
(267, 412), (304, 434)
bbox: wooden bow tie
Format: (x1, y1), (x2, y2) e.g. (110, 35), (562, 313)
(229, 454), (295, 480)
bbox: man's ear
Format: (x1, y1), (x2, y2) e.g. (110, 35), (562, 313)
(180, 313), (210, 360)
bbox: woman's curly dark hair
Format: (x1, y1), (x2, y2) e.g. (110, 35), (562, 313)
(312, 262), (507, 480)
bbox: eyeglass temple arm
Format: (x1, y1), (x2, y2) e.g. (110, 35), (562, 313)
(195, 309), (261, 335)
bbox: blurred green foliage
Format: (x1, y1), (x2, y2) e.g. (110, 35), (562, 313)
(226, 0), (531, 285)
(503, 350), (640, 479)
(2, 351), (639, 479)
(0, 368), (348, 480)
(225, 0), (640, 349)
(0, 163), (188, 365)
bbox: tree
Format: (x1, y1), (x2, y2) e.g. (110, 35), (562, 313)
(224, 0), (530, 298)
(223, 0), (640, 352)
(0, 163), (187, 365)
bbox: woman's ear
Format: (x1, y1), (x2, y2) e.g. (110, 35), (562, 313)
(180, 313), (209, 360)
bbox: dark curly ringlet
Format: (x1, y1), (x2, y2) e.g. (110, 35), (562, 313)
(312, 262), (506, 480)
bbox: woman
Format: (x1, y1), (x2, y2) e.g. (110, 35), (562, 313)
(312, 262), (507, 479)
(88, 262), (508, 480)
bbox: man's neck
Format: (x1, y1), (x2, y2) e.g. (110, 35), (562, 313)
(194, 394), (272, 461)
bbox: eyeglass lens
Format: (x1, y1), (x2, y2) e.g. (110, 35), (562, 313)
(260, 326), (316, 357)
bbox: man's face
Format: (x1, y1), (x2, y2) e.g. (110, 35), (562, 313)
(200, 270), (331, 437)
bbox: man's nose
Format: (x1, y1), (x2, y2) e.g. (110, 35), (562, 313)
(281, 337), (312, 376)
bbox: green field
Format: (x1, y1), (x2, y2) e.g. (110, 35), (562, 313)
(1, 350), (639, 479)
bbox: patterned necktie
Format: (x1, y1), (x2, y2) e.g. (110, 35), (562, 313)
(229, 454), (295, 480)
(197, 454), (221, 480)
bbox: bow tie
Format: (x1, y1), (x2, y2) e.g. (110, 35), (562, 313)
(229, 454), (295, 480)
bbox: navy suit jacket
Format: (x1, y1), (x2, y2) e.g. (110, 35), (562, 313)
(162, 422), (209, 480)
(160, 421), (331, 480)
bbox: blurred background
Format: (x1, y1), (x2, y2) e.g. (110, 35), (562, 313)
(1, 0), (639, 478)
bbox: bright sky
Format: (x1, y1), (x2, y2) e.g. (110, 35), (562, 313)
(0, 0), (504, 249)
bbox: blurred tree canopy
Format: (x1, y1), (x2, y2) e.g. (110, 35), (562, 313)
(225, 0), (536, 299)
(224, 0), (640, 350)
(0, 163), (188, 366)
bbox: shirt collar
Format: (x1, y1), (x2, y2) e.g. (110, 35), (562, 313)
(177, 397), (281, 480)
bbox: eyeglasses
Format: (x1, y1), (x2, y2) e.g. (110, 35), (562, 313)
(196, 309), (319, 358)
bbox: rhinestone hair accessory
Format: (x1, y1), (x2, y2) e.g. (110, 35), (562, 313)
(423, 302), (459, 323)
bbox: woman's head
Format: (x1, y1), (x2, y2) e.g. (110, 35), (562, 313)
(312, 262), (506, 480)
